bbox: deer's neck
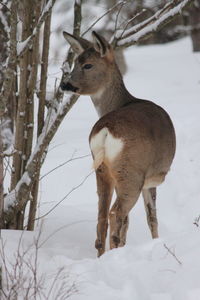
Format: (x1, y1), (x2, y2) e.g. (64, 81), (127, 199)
(91, 65), (134, 117)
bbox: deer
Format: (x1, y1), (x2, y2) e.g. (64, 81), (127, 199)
(60, 31), (176, 257)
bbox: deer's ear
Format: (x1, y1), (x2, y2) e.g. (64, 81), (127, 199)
(92, 31), (114, 61)
(63, 31), (92, 55)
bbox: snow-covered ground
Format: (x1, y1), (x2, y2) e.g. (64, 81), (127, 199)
(1, 37), (200, 299)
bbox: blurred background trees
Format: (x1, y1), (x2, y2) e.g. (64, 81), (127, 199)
(51, 0), (200, 61)
(0, 0), (197, 231)
(188, 0), (200, 51)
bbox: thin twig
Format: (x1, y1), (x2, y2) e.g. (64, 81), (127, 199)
(3, 157), (12, 178)
(0, 0), (17, 118)
(40, 154), (91, 181)
(115, 0), (194, 49)
(81, 1), (126, 37)
(34, 170), (94, 221)
(164, 243), (182, 266)
(193, 215), (200, 227)
(114, 1), (125, 37)
(117, 1), (179, 40)
(118, 9), (147, 41)
(0, 1), (10, 11)
(0, 226), (78, 299)
(1, 151), (16, 158)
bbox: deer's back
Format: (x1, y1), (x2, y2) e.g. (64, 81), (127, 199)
(89, 99), (176, 177)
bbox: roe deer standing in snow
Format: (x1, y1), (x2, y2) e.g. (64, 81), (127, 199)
(61, 31), (176, 257)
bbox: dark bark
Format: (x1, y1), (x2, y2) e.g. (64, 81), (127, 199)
(188, 0), (200, 51)
(10, 0), (43, 229)
(0, 132), (3, 229)
(0, 0), (17, 118)
(0, 2), (10, 90)
(27, 7), (52, 231)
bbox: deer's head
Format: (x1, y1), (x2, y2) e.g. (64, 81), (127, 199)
(60, 31), (115, 95)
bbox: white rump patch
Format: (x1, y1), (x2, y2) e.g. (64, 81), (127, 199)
(90, 127), (124, 170)
(90, 127), (108, 169)
(105, 131), (124, 162)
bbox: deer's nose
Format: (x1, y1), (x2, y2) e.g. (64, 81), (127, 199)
(60, 81), (67, 90)
(60, 81), (78, 93)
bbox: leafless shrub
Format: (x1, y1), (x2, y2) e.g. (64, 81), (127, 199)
(193, 214), (200, 227)
(0, 228), (78, 299)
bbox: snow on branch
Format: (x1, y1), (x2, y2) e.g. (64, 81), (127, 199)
(4, 0), (79, 223)
(114, 0), (194, 49)
(17, 0), (56, 57)
(4, 93), (79, 214)
(115, 1), (180, 41)
(0, 9), (9, 35)
(0, 0), (17, 118)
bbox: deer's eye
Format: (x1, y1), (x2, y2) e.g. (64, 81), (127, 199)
(83, 64), (93, 70)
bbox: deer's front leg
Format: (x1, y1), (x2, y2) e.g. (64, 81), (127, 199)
(95, 164), (114, 257)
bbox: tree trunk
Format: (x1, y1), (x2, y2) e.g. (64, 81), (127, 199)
(188, 0), (200, 51)
(0, 132), (3, 229)
(2, 0), (56, 230)
(10, 0), (43, 229)
(27, 8), (52, 231)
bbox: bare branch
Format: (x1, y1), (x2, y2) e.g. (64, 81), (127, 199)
(3, 94), (79, 224)
(0, 130), (4, 228)
(17, 0), (56, 57)
(116, 9), (147, 43)
(116, 1), (177, 41)
(81, 1), (126, 37)
(0, 0), (17, 118)
(114, 0), (194, 49)
(73, 0), (82, 37)
(0, 228), (78, 298)
(164, 243), (182, 266)
(0, 2), (11, 12)
(34, 170), (94, 221)
(38, 6), (52, 137)
(40, 153), (91, 181)
(55, 0), (83, 103)
(113, 1), (125, 40)
(193, 215), (200, 227)
(27, 0), (53, 231)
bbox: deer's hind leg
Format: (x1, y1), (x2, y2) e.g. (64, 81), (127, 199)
(119, 214), (129, 247)
(95, 163), (114, 257)
(109, 171), (144, 250)
(142, 188), (158, 239)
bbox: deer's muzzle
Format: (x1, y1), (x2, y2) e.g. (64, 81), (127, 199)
(60, 81), (78, 93)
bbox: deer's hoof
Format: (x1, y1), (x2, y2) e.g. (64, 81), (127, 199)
(95, 239), (105, 257)
(111, 235), (120, 248)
